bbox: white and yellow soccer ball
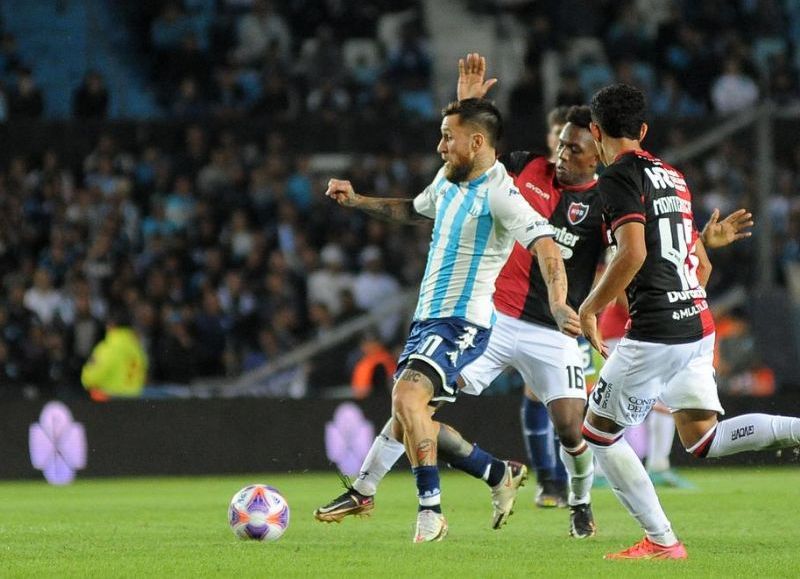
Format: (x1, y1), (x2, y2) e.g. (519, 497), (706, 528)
(228, 484), (290, 541)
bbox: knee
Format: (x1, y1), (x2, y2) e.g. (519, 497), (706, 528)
(555, 422), (584, 449)
(392, 385), (424, 424)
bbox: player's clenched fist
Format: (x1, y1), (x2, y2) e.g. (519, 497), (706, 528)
(325, 178), (358, 207)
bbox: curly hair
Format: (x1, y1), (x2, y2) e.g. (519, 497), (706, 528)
(565, 105), (592, 130)
(589, 84), (646, 139)
(442, 98), (503, 146)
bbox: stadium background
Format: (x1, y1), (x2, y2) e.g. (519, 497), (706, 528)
(0, 0), (799, 480)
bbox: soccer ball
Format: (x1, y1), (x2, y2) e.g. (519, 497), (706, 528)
(228, 484), (290, 541)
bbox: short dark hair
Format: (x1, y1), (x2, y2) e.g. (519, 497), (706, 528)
(442, 98), (503, 145)
(546, 105), (570, 128)
(590, 83), (647, 139)
(565, 105), (592, 130)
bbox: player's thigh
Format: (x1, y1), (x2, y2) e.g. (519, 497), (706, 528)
(660, 334), (723, 414)
(588, 337), (668, 427)
(516, 324), (586, 406)
(396, 317), (491, 404)
(459, 313), (515, 396)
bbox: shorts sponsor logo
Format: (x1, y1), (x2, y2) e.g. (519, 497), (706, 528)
(672, 300), (708, 320)
(731, 425), (755, 441)
(626, 396), (657, 421)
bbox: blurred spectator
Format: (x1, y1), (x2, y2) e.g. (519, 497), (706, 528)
(250, 73), (298, 120)
(651, 72), (705, 118)
(306, 79), (351, 121)
(296, 24), (343, 86)
(81, 308), (148, 400)
(711, 57), (759, 114)
(306, 302), (355, 391)
(194, 289), (229, 377)
(8, 68), (44, 119)
(72, 71), (110, 119)
(150, 2), (194, 53)
(352, 246), (401, 341)
(171, 77), (207, 118)
(24, 268), (63, 326)
(350, 332), (396, 399)
(231, 0), (291, 66)
(156, 308), (198, 384)
(0, 33), (21, 80)
(161, 34), (211, 101)
(307, 244), (354, 317)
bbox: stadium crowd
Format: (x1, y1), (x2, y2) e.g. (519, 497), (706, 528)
(2, 1), (799, 122)
(0, 125), (437, 399)
(0, 0), (796, 399)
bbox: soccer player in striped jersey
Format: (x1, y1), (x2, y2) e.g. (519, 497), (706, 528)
(580, 83), (800, 560)
(324, 98), (578, 542)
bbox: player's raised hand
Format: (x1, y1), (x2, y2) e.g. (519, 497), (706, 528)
(578, 307), (609, 359)
(325, 178), (358, 207)
(552, 302), (582, 338)
(457, 52), (498, 101)
(701, 208), (753, 249)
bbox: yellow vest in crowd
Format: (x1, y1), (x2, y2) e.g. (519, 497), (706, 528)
(81, 327), (148, 398)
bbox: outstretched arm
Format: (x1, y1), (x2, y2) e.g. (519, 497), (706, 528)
(701, 208), (753, 249)
(325, 178), (431, 224)
(457, 52), (498, 100)
(530, 236), (581, 337)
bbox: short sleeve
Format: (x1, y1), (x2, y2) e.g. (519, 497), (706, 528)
(490, 183), (554, 248)
(413, 168), (445, 219)
(599, 164), (646, 232)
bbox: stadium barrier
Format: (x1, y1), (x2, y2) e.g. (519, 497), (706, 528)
(4, 393), (800, 481)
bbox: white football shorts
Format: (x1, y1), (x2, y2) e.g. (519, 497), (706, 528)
(589, 333), (724, 427)
(460, 311), (586, 404)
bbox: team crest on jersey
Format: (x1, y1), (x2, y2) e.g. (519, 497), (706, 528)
(567, 202), (590, 225)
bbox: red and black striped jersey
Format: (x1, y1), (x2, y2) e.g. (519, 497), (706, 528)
(599, 149), (714, 344)
(494, 152), (606, 329)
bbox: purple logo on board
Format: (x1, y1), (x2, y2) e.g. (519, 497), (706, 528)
(325, 403), (375, 476)
(29, 402), (87, 485)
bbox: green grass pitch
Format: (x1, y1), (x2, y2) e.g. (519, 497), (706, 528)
(0, 467), (797, 578)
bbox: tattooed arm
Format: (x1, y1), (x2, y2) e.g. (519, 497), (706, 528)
(530, 236), (581, 337)
(325, 178), (431, 224)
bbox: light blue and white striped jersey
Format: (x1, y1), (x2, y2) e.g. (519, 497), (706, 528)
(412, 160), (554, 328)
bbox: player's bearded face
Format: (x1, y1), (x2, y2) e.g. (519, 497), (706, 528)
(439, 116), (476, 183)
(444, 154), (474, 183)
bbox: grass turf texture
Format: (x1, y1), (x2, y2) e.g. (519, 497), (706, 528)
(0, 467), (797, 578)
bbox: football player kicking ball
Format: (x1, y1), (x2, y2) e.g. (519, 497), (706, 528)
(316, 56), (593, 539)
(324, 97), (577, 543)
(314, 54), (753, 541)
(580, 83), (799, 560)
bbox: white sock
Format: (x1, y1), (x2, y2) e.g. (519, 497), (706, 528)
(352, 419), (406, 496)
(646, 411), (675, 473)
(693, 414), (800, 458)
(588, 435), (677, 546)
(559, 442), (593, 506)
